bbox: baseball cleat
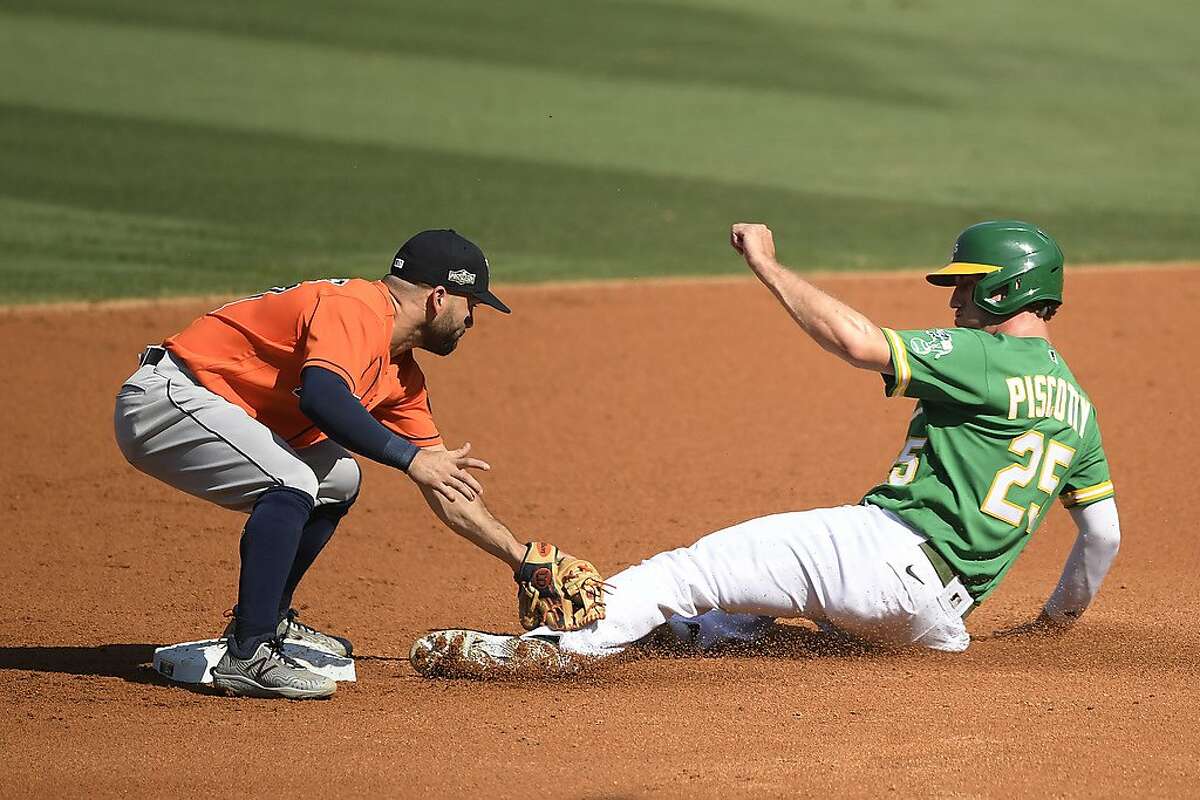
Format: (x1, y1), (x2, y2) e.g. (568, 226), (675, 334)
(211, 636), (337, 700)
(278, 608), (353, 657)
(222, 608), (353, 657)
(409, 629), (576, 679)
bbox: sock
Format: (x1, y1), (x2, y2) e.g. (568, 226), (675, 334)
(232, 487), (314, 654)
(278, 496), (355, 615)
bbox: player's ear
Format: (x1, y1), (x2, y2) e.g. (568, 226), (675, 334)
(426, 286), (448, 316)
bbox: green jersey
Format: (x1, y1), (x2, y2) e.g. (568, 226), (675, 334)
(862, 327), (1115, 602)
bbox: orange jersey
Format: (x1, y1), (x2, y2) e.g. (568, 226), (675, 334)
(165, 279), (442, 450)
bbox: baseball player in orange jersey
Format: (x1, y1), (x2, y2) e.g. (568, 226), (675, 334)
(115, 230), (561, 699)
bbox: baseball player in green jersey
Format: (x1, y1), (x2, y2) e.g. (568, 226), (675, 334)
(410, 220), (1122, 674)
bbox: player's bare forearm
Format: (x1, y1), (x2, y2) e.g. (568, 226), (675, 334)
(755, 259), (891, 370)
(730, 223), (892, 372)
(419, 485), (525, 570)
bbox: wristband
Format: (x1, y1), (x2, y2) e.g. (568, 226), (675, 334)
(383, 436), (420, 472)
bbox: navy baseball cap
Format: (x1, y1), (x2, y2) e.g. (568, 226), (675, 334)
(390, 229), (510, 314)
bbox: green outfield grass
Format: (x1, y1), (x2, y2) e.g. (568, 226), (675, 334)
(1, 0), (1198, 301)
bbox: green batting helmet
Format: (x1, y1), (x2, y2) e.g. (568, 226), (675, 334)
(926, 220), (1064, 317)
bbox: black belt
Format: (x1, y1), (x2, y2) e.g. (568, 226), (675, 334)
(919, 540), (976, 618)
(139, 345), (167, 367)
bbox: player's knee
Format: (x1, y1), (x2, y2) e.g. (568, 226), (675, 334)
(277, 465), (321, 504)
(319, 456), (362, 506)
(113, 390), (151, 466)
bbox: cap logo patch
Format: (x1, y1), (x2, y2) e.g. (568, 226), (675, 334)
(392, 257), (405, 270)
(447, 269), (475, 286)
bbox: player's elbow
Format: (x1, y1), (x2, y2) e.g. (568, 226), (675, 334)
(1079, 520), (1121, 569)
(1079, 499), (1121, 557)
(841, 332), (892, 372)
(1090, 524), (1121, 560)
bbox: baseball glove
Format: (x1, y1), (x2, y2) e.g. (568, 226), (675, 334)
(515, 541), (606, 632)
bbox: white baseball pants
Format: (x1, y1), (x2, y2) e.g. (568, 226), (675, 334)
(545, 504), (971, 655)
(114, 350), (360, 512)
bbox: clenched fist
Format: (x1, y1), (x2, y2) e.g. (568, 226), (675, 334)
(730, 222), (778, 268)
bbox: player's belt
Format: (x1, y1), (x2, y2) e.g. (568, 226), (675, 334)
(138, 345), (167, 367)
(918, 541), (976, 618)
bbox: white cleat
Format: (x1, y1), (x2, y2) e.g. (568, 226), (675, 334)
(409, 629), (576, 679)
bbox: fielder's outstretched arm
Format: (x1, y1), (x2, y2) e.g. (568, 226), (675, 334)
(1041, 497), (1122, 628)
(299, 366), (488, 503)
(416, 449), (527, 570)
(730, 223), (892, 372)
(302, 368), (527, 570)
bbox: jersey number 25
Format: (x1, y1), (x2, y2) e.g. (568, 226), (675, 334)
(981, 431), (1075, 530)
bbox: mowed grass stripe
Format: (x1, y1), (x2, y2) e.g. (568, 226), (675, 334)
(0, 2), (1198, 301)
(0, 11), (938, 200)
(2, 9), (1198, 210)
(3, 104), (1196, 302)
(2, 0), (941, 103)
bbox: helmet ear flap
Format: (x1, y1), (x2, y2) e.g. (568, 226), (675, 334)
(973, 266), (1061, 317)
(972, 270), (1009, 316)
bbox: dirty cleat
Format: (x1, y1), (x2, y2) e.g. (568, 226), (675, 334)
(278, 608), (353, 657)
(211, 636), (337, 699)
(409, 629), (575, 679)
(222, 608), (352, 657)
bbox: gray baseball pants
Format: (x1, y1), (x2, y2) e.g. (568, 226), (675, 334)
(113, 348), (361, 513)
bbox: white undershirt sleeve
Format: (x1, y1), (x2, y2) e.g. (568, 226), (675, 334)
(1043, 497), (1121, 624)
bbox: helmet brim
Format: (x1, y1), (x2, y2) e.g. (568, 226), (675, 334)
(925, 262), (1003, 286)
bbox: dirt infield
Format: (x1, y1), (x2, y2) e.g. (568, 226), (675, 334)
(1, 267), (1198, 798)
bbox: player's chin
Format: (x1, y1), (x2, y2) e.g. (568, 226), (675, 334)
(425, 333), (463, 357)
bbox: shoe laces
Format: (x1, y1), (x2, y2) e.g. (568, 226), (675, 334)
(284, 608), (320, 636)
(266, 635), (305, 669)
